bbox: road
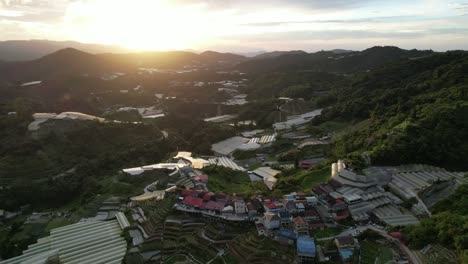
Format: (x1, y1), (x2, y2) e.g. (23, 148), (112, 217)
(318, 225), (423, 264)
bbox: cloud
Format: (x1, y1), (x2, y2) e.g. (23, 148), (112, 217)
(0, 0), (68, 23)
(173, 0), (381, 10)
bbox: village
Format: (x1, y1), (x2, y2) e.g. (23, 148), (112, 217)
(1, 66), (465, 264)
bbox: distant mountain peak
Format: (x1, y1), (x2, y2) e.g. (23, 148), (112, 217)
(252, 50), (307, 59)
(38, 47), (95, 62)
(330, 49), (354, 54)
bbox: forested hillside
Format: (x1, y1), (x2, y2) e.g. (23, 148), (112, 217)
(236, 46), (433, 73)
(314, 51), (468, 170)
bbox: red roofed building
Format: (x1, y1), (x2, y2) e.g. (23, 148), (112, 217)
(181, 189), (192, 197)
(334, 210), (350, 221)
(267, 203), (277, 210)
(183, 196), (204, 208)
(203, 192), (214, 201)
(203, 201), (226, 212)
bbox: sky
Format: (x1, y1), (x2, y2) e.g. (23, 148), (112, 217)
(0, 0), (467, 52)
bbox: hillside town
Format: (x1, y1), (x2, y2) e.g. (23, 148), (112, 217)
(1, 102), (465, 264)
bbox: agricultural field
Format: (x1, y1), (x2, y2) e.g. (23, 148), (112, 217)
(415, 244), (459, 264)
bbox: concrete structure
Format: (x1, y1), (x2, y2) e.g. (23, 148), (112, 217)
(262, 212), (280, 229)
(334, 236), (359, 262)
(234, 200), (247, 214)
(293, 216), (309, 236)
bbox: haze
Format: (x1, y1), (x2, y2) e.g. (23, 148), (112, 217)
(1, 0), (467, 52)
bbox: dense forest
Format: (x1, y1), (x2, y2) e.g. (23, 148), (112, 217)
(312, 51), (468, 170)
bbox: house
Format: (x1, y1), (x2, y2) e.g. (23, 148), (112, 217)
(182, 196), (204, 208)
(296, 202), (306, 212)
(293, 216), (309, 236)
(262, 212), (280, 229)
(285, 200), (298, 214)
(304, 208), (320, 221)
(234, 200), (247, 215)
(274, 230), (297, 245)
(334, 236), (359, 262)
(297, 236), (316, 264)
(245, 198), (262, 217)
(203, 201), (226, 213)
(334, 236), (357, 249)
(203, 192), (214, 201)
(278, 211), (292, 228)
(306, 196), (318, 204)
(332, 199), (347, 212)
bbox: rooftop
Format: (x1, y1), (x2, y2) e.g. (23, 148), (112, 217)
(297, 236), (316, 257)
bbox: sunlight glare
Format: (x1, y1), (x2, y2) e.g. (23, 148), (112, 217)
(63, 0), (211, 51)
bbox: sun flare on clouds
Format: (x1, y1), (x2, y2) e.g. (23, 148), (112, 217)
(61, 0), (215, 50)
(1, 0), (468, 51)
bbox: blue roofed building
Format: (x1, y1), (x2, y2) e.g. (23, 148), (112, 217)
(339, 248), (354, 261)
(274, 230), (297, 245)
(297, 236), (316, 263)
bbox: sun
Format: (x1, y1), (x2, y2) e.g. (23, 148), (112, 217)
(62, 0), (211, 51)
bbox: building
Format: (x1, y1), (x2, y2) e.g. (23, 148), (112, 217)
(262, 212), (280, 229)
(293, 216), (309, 236)
(334, 236), (359, 262)
(251, 167), (281, 179)
(234, 199), (247, 214)
(274, 230), (297, 245)
(297, 236), (316, 264)
(334, 236), (357, 249)
(278, 211), (292, 228)
(182, 196), (204, 208)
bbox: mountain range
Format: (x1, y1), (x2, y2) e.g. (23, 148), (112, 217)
(0, 42), (437, 82)
(0, 40), (130, 61)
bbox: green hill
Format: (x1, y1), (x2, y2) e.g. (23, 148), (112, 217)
(316, 51), (468, 170)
